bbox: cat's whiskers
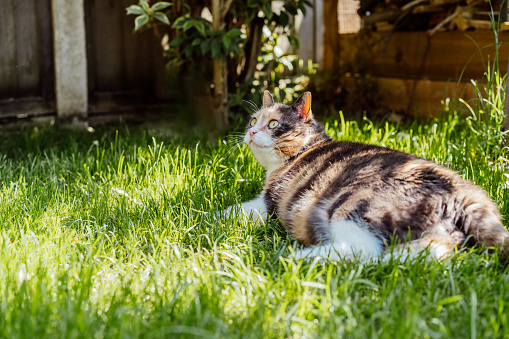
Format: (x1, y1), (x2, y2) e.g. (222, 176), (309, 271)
(224, 134), (246, 144)
(250, 99), (260, 106)
(225, 137), (245, 144)
(219, 134), (249, 161)
(247, 99), (260, 110)
(242, 100), (259, 113)
(225, 132), (246, 137)
(221, 143), (242, 159)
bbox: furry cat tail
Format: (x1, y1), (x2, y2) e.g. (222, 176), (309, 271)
(455, 188), (509, 257)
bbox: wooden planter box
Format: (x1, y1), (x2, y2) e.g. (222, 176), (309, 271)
(337, 31), (509, 115)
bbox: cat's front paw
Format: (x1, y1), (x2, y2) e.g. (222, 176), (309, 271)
(204, 207), (232, 222)
(289, 244), (350, 262)
(209, 205), (245, 221)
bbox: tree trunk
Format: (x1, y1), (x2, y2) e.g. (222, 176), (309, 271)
(212, 58), (229, 132)
(211, 0), (229, 132)
(323, 0), (339, 71)
(240, 17), (264, 84)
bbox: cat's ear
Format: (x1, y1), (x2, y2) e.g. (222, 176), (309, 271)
(263, 90), (274, 106)
(292, 92), (312, 121)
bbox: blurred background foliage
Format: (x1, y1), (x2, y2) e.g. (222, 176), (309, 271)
(127, 0), (314, 130)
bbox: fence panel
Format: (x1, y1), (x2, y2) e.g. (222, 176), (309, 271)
(85, 0), (171, 114)
(0, 0), (54, 118)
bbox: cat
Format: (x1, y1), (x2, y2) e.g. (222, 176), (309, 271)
(223, 90), (509, 261)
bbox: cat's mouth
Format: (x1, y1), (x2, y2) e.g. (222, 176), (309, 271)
(249, 140), (271, 149)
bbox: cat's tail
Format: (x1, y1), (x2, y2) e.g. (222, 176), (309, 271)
(456, 188), (509, 258)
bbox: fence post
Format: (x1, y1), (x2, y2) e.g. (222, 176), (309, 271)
(503, 52), (509, 136)
(323, 0), (339, 71)
(51, 0), (88, 126)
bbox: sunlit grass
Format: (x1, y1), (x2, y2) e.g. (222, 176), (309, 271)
(0, 112), (508, 338)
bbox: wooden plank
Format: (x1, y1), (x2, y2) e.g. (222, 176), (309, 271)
(323, 0), (339, 71)
(0, 97), (54, 118)
(86, 0), (172, 108)
(0, 0), (54, 117)
(13, 0), (40, 97)
(84, 0), (175, 111)
(121, 0), (152, 92)
(0, 0), (17, 99)
(37, 0), (55, 105)
(376, 77), (478, 116)
(339, 31), (509, 81)
(469, 19), (493, 30)
(85, 0), (97, 94)
(91, 0), (125, 91)
(412, 4), (444, 13)
(87, 0), (158, 94)
(122, 0), (140, 90)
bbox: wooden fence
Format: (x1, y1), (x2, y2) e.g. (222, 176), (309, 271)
(85, 0), (171, 114)
(0, 0), (171, 120)
(2, 0), (508, 119)
(322, 0), (509, 115)
(337, 31), (509, 114)
(0, 0), (55, 118)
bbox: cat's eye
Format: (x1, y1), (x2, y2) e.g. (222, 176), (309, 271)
(249, 118), (257, 127)
(269, 120), (279, 129)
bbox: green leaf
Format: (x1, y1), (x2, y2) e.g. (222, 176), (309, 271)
(279, 88), (285, 101)
(183, 20), (194, 32)
(262, 3), (273, 20)
(246, 7), (257, 20)
(182, 3), (192, 14)
(194, 21), (207, 37)
(169, 37), (187, 47)
(222, 35), (232, 50)
(200, 40), (210, 55)
(126, 5), (144, 15)
(288, 35), (300, 50)
(139, 0), (150, 12)
(166, 58), (184, 70)
(284, 4), (298, 15)
(210, 30), (224, 38)
(278, 12), (289, 27)
(151, 1), (172, 11)
(211, 39), (221, 59)
(226, 28), (242, 37)
(192, 38), (202, 46)
(183, 44), (193, 57)
(172, 17), (187, 28)
(247, 0), (259, 8)
(299, 4), (307, 16)
(231, 44), (243, 56)
(163, 48), (178, 58)
(134, 14), (150, 31)
(152, 12), (170, 25)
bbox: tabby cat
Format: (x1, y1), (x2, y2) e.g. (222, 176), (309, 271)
(224, 90), (509, 261)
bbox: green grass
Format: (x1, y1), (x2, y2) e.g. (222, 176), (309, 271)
(1, 112), (509, 338)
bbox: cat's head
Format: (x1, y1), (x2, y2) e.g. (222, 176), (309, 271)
(244, 91), (323, 172)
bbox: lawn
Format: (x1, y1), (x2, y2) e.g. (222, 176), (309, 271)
(1, 110), (508, 338)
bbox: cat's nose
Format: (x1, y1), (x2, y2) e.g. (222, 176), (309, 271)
(249, 129), (257, 137)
